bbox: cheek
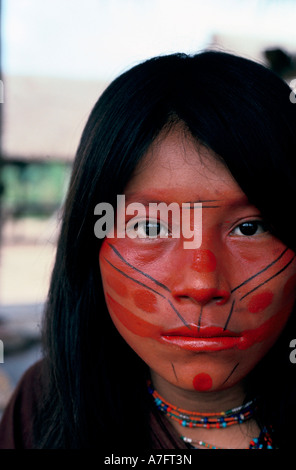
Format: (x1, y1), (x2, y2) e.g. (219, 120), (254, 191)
(105, 275), (129, 298)
(247, 291), (274, 314)
(240, 299), (294, 350)
(132, 289), (158, 313)
(105, 293), (160, 338)
(284, 273), (296, 298)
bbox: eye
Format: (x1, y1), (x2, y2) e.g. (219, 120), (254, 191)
(129, 220), (170, 238)
(231, 220), (269, 237)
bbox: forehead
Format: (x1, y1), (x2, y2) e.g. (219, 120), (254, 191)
(125, 128), (245, 203)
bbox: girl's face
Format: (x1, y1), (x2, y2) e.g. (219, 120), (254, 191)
(99, 128), (296, 393)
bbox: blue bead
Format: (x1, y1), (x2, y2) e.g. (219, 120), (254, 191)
(222, 422), (227, 428)
(182, 420), (187, 427)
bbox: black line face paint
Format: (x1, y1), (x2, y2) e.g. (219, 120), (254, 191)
(222, 252), (295, 330)
(240, 255), (296, 301)
(223, 300), (235, 331)
(171, 362), (178, 382)
(104, 257), (166, 298)
(198, 306), (203, 331)
(108, 242), (170, 292)
(105, 244), (190, 328)
(222, 363), (240, 385)
(182, 205), (221, 209)
(231, 248), (288, 293)
(104, 244), (296, 335)
(98, 127), (296, 399)
(167, 299), (190, 328)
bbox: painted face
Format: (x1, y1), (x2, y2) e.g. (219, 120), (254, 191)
(99, 128), (296, 393)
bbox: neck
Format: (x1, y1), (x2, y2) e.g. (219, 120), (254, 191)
(149, 370), (268, 449)
(150, 369), (247, 414)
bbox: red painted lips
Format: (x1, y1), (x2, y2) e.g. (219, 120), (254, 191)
(161, 325), (242, 352)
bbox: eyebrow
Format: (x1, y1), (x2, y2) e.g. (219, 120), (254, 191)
(222, 195), (259, 210)
(124, 194), (221, 207)
(125, 192), (252, 209)
(182, 201), (221, 209)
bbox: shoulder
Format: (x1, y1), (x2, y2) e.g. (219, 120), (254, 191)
(0, 360), (43, 449)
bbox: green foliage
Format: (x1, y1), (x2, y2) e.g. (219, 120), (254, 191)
(1, 161), (71, 218)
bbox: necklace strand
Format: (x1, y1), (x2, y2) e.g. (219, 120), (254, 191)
(148, 381), (274, 449)
(181, 426), (274, 449)
(148, 380), (256, 429)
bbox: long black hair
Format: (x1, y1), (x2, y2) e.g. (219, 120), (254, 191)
(36, 50), (296, 448)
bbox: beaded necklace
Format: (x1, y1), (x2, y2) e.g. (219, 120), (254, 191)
(148, 381), (256, 429)
(180, 426), (274, 449)
(148, 381), (274, 449)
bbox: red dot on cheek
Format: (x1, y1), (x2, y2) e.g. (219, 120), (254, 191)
(192, 250), (217, 273)
(193, 373), (213, 391)
(247, 291), (274, 314)
(133, 289), (158, 313)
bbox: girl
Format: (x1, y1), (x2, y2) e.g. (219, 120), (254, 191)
(1, 50), (296, 449)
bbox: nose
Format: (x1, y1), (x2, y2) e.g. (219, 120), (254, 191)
(192, 249), (217, 273)
(171, 249), (231, 306)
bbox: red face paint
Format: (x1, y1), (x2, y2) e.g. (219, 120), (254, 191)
(238, 300), (293, 350)
(99, 129), (296, 398)
(193, 373), (213, 391)
(284, 273), (296, 297)
(133, 289), (158, 313)
(247, 291), (274, 314)
(192, 249), (217, 273)
(106, 290), (293, 352)
(105, 275), (129, 298)
(161, 327), (242, 352)
(171, 287), (230, 305)
(106, 293), (160, 337)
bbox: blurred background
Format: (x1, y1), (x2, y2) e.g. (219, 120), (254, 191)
(0, 0), (296, 416)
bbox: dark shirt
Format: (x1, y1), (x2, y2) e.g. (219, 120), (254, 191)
(0, 361), (42, 448)
(0, 360), (186, 449)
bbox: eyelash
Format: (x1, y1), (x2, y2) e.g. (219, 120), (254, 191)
(126, 219), (171, 239)
(230, 220), (269, 237)
(125, 217), (270, 240)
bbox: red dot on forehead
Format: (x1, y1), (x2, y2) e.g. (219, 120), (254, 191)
(247, 291), (274, 314)
(193, 373), (213, 391)
(133, 289), (158, 313)
(192, 249), (217, 273)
